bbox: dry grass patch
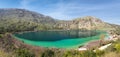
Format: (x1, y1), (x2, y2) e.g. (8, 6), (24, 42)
(102, 52), (120, 57)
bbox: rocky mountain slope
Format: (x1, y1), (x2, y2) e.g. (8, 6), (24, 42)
(0, 8), (118, 32)
(0, 8), (57, 33)
(0, 8), (56, 24)
(56, 16), (113, 30)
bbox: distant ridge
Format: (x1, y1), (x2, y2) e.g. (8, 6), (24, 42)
(0, 8), (56, 24)
(0, 8), (119, 32)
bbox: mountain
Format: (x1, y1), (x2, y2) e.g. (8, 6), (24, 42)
(0, 8), (57, 33)
(55, 16), (113, 30)
(0, 8), (119, 33)
(0, 8), (56, 24)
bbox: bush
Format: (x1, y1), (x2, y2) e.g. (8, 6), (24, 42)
(63, 50), (96, 57)
(95, 49), (104, 56)
(63, 50), (78, 57)
(41, 49), (54, 57)
(15, 48), (35, 57)
(0, 49), (14, 57)
(114, 43), (120, 52)
(102, 52), (120, 57)
(105, 44), (116, 52)
(79, 50), (96, 57)
(0, 34), (3, 38)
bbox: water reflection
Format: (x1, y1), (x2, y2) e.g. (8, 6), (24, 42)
(14, 30), (99, 41)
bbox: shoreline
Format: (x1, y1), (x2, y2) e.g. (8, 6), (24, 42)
(13, 29), (101, 34)
(12, 30), (108, 50)
(13, 33), (105, 49)
(78, 32), (120, 51)
(78, 32), (110, 51)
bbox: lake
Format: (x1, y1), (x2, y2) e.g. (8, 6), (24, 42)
(14, 30), (106, 49)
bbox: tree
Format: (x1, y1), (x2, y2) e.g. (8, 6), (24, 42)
(100, 34), (105, 46)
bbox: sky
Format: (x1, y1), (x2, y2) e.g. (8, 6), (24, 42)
(0, 0), (120, 25)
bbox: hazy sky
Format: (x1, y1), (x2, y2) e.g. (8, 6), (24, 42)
(0, 0), (120, 25)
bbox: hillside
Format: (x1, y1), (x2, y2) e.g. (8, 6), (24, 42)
(0, 9), (58, 33)
(0, 8), (117, 32)
(0, 8), (56, 24)
(56, 16), (113, 30)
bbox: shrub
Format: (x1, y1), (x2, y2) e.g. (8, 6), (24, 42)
(95, 49), (104, 56)
(105, 44), (116, 52)
(14, 48), (35, 57)
(41, 49), (54, 57)
(0, 34), (3, 38)
(63, 50), (79, 57)
(0, 48), (16, 57)
(102, 52), (120, 57)
(114, 43), (120, 52)
(63, 50), (96, 57)
(83, 50), (96, 57)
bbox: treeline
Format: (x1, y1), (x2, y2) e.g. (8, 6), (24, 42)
(0, 19), (57, 34)
(0, 19), (36, 33)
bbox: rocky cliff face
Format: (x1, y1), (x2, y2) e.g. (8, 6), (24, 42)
(56, 16), (112, 30)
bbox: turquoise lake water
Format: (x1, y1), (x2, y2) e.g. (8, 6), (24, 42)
(14, 30), (106, 49)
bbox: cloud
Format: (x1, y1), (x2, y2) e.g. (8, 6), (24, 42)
(20, 0), (36, 9)
(45, 3), (95, 19)
(45, 0), (120, 20)
(18, 0), (120, 25)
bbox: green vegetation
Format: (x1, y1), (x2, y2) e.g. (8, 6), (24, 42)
(41, 49), (55, 57)
(115, 44), (120, 52)
(63, 50), (96, 57)
(101, 40), (120, 57)
(0, 19), (57, 33)
(95, 49), (104, 57)
(0, 34), (3, 38)
(0, 27), (119, 57)
(0, 19), (37, 33)
(62, 40), (120, 57)
(14, 48), (35, 57)
(0, 49), (15, 57)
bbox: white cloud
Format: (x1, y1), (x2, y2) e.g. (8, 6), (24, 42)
(45, 1), (120, 20)
(18, 0), (120, 25)
(20, 0), (36, 9)
(45, 2), (101, 19)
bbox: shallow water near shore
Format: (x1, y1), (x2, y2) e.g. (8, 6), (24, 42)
(14, 30), (107, 49)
